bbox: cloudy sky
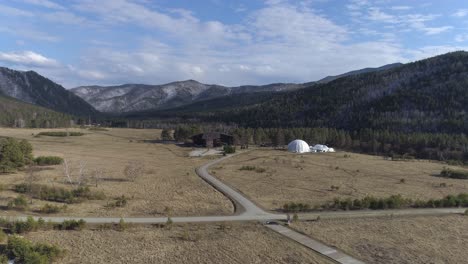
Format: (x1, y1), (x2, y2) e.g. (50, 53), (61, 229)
(0, 0), (467, 88)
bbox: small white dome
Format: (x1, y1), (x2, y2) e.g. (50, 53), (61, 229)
(288, 140), (310, 153)
(311, 144), (329, 152)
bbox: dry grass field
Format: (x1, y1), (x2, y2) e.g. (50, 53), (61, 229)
(0, 128), (233, 217)
(213, 149), (468, 211)
(26, 222), (333, 264)
(292, 215), (468, 264)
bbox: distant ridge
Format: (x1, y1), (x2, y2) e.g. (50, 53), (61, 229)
(316, 63), (404, 84)
(71, 80), (305, 113)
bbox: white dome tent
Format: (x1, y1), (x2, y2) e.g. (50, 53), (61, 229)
(287, 140), (310, 153)
(311, 144), (329, 152)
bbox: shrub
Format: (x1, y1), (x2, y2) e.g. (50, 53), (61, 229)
(6, 235), (63, 264)
(0, 138), (33, 173)
(239, 165), (265, 173)
(223, 145), (236, 154)
(239, 166), (256, 171)
(106, 195), (128, 208)
(0, 254), (7, 264)
(400, 178), (406, 184)
(255, 167), (266, 173)
(116, 218), (127, 232)
(325, 193), (468, 211)
(440, 168), (468, 179)
(8, 217), (44, 234)
(283, 202), (311, 212)
(0, 229), (6, 243)
(7, 195), (29, 211)
(39, 204), (67, 214)
(57, 219), (86, 231)
(292, 213), (299, 222)
(14, 184), (105, 204)
(165, 217), (173, 229)
(37, 131), (84, 137)
(34, 156), (63, 166)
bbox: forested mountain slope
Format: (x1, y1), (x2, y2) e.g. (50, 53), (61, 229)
(0, 95), (71, 127)
(167, 52), (467, 133)
(0, 67), (97, 116)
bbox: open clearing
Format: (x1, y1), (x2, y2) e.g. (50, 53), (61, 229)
(214, 149), (468, 211)
(292, 215), (468, 264)
(26, 222), (333, 264)
(0, 128), (233, 217)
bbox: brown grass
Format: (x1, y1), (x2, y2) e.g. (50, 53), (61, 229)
(214, 149), (468, 211)
(292, 215), (468, 264)
(0, 128), (233, 217)
(25, 222), (333, 264)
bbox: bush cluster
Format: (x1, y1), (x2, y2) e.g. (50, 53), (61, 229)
(14, 183), (105, 204)
(39, 203), (67, 214)
(239, 165), (266, 173)
(0, 138), (33, 173)
(0, 217), (47, 234)
(56, 219), (86, 231)
(0, 217), (87, 234)
(223, 145), (236, 154)
(6, 235), (63, 264)
(34, 156), (64, 166)
(106, 195), (128, 208)
(325, 193), (468, 210)
(440, 168), (468, 179)
(7, 195), (29, 211)
(283, 202), (311, 212)
(37, 131), (84, 137)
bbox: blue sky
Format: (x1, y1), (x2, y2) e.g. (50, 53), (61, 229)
(0, 0), (467, 88)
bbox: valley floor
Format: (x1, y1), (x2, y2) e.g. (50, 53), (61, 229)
(26, 222), (333, 264)
(292, 215), (468, 264)
(213, 149), (468, 211)
(0, 128), (233, 217)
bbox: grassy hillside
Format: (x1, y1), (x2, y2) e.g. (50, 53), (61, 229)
(0, 95), (71, 128)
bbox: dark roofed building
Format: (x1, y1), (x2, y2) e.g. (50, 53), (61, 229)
(191, 132), (234, 148)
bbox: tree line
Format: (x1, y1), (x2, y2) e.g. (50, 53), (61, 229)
(171, 125), (467, 163)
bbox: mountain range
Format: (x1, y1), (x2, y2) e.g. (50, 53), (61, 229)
(0, 51), (467, 133)
(70, 63), (403, 113)
(134, 51), (468, 133)
(71, 81), (308, 113)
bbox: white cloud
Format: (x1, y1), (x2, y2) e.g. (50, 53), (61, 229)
(0, 26), (60, 42)
(20, 0), (65, 10)
(367, 8), (396, 23)
(390, 6), (412, 11)
(0, 4), (34, 16)
(42, 11), (88, 25)
(1, 0), (465, 88)
(453, 9), (468, 17)
(421, 26), (453, 35)
(455, 34), (468, 42)
(55, 1), (408, 87)
(0, 51), (59, 67)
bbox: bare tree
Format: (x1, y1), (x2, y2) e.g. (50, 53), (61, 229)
(124, 161), (144, 182)
(63, 157), (74, 185)
(77, 160), (88, 186)
(92, 168), (104, 187)
(62, 158), (88, 187)
(25, 165), (39, 204)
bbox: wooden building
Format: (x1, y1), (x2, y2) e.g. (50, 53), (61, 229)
(191, 132), (234, 148)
